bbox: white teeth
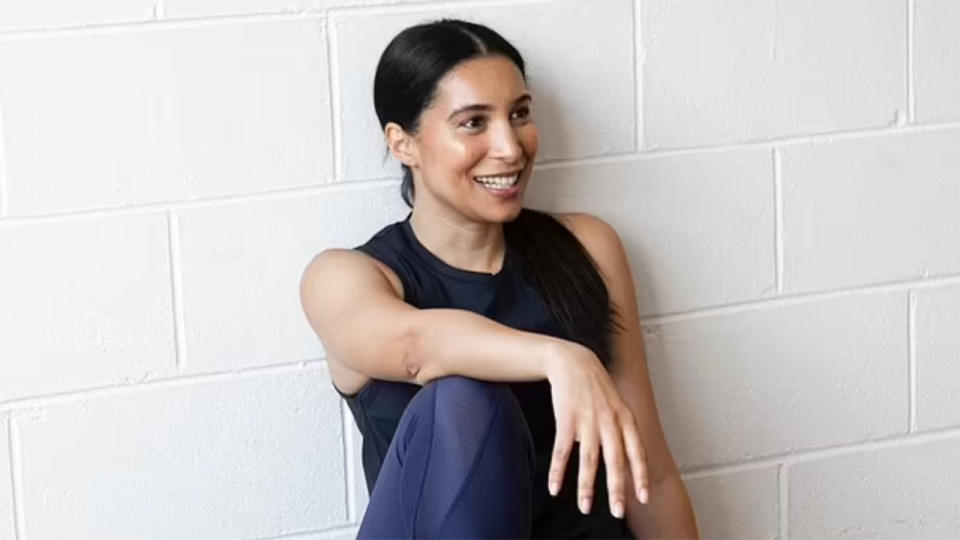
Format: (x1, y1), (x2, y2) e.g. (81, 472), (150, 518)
(474, 173), (520, 187)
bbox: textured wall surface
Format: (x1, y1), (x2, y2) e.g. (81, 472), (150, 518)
(0, 0), (958, 538)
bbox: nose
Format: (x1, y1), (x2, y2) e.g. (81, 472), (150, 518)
(489, 120), (524, 164)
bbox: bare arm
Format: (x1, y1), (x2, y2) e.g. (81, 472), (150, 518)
(300, 248), (569, 387)
(561, 213), (699, 537)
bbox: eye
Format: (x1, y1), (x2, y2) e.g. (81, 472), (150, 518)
(461, 115), (487, 129)
(511, 105), (532, 121)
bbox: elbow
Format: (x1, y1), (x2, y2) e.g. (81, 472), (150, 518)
(400, 319), (426, 385)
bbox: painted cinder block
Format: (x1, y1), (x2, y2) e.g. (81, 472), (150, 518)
(333, 0), (635, 181)
(643, 290), (908, 470)
(347, 414), (370, 523)
(642, 0), (905, 149)
(789, 437), (960, 538)
(0, 19), (332, 216)
(0, 214), (176, 400)
(683, 466), (779, 540)
(915, 0), (960, 122)
(14, 368), (346, 539)
(525, 149), (775, 316)
(178, 184), (408, 372)
(0, 0), (153, 30)
(0, 415), (14, 540)
(914, 283), (960, 432)
(780, 129), (960, 294)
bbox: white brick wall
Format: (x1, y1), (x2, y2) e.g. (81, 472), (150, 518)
(0, 0), (957, 538)
(0, 415), (13, 540)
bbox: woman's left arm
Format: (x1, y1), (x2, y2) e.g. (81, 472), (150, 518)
(561, 212), (699, 538)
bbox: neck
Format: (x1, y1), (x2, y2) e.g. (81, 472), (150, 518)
(408, 205), (506, 275)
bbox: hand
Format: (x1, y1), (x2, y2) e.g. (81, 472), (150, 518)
(544, 341), (650, 518)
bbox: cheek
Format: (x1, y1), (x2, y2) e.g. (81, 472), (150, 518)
(522, 126), (539, 156)
(444, 135), (487, 172)
(421, 134), (485, 180)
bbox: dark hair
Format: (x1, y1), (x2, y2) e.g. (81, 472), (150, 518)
(372, 19), (624, 367)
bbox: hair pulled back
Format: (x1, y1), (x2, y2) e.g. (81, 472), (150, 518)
(372, 19), (624, 368)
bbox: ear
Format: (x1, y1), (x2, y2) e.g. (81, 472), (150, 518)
(384, 122), (419, 169)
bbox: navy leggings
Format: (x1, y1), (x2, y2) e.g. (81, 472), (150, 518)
(357, 376), (538, 538)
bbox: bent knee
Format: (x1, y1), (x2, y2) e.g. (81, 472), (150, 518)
(427, 376), (526, 431)
(430, 375), (511, 401)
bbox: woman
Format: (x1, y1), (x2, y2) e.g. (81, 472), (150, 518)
(300, 19), (699, 538)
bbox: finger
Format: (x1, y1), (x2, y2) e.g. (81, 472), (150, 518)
(576, 428), (600, 515)
(599, 413), (627, 518)
(548, 421), (574, 497)
(621, 416), (650, 504)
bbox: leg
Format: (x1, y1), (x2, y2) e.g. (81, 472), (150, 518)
(357, 376), (537, 539)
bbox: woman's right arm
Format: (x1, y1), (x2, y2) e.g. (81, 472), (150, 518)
(299, 248), (649, 518)
(299, 248), (565, 386)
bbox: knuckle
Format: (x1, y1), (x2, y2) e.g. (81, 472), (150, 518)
(577, 479), (594, 494)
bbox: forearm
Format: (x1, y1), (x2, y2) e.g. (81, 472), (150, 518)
(407, 308), (570, 384)
(624, 472), (699, 539)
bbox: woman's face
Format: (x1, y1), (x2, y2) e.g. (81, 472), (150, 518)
(409, 55), (539, 221)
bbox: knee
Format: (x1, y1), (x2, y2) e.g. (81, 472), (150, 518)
(426, 376), (528, 438)
(430, 375), (511, 402)
(401, 376), (536, 478)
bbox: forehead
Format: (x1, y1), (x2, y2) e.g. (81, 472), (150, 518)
(432, 55), (527, 108)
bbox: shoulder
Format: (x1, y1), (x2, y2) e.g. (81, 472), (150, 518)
(548, 211), (627, 274)
(301, 248), (404, 301)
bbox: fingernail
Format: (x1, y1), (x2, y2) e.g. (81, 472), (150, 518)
(549, 481), (559, 496)
(640, 488), (649, 504)
(579, 497), (591, 514)
(612, 500), (624, 518)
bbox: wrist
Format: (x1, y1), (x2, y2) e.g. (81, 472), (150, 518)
(540, 339), (587, 381)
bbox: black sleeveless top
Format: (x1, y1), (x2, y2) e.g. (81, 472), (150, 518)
(333, 209), (635, 539)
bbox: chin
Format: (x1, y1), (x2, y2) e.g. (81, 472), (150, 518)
(495, 203), (525, 222)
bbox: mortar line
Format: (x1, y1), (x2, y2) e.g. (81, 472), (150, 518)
(0, 10), (323, 41)
(773, 148), (783, 294)
(166, 210), (187, 373)
(908, 290), (918, 432)
(641, 271), (960, 325)
(8, 416), (24, 540)
(0, 358), (325, 412)
(535, 119), (960, 168)
(0, 179), (400, 225)
(907, 0), (916, 123)
(326, 15), (342, 183)
(681, 423), (960, 480)
(778, 464), (788, 540)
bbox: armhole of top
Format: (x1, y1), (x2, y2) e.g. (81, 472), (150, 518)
(331, 378), (377, 401)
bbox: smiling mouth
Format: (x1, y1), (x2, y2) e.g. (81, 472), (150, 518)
(472, 170), (523, 188)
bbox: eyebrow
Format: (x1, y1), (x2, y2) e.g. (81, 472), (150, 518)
(446, 93), (532, 121)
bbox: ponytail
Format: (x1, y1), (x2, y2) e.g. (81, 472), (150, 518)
(504, 208), (625, 368)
